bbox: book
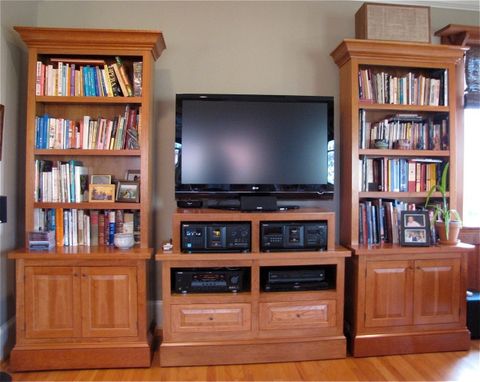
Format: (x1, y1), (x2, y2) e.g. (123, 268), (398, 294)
(133, 61), (143, 97)
(115, 56), (133, 96)
(111, 63), (128, 96)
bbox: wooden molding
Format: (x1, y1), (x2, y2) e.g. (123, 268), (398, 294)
(435, 24), (480, 46)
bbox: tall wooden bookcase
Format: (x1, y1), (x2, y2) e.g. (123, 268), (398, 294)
(330, 39), (474, 357)
(8, 27), (165, 371)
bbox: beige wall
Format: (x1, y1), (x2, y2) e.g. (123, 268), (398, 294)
(0, 0), (37, 359)
(0, 0), (478, 332)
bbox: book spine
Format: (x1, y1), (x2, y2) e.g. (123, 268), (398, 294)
(115, 56), (133, 96)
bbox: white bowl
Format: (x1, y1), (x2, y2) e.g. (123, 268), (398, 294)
(114, 233), (135, 249)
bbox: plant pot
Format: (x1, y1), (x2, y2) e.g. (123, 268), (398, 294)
(435, 221), (462, 245)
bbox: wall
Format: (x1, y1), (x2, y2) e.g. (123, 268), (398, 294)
(0, 1), (478, 341)
(0, 0), (37, 360)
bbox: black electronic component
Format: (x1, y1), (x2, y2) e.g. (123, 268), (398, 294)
(260, 266), (332, 292)
(260, 221), (327, 251)
(181, 222), (251, 253)
(172, 268), (250, 294)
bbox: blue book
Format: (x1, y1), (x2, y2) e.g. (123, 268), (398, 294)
(108, 211), (115, 246)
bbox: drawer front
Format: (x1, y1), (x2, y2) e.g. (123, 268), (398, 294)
(259, 300), (336, 330)
(171, 303), (251, 333)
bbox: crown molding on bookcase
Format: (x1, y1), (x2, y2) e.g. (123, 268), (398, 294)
(13, 26), (166, 59)
(330, 39), (467, 68)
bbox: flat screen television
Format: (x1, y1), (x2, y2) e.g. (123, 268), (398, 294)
(175, 94), (334, 204)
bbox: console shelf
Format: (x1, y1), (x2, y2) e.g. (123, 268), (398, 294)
(156, 208), (350, 366)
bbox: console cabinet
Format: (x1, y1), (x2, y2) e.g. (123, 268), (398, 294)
(157, 209), (350, 366)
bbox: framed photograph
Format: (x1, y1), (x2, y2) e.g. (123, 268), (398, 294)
(88, 184), (115, 202)
(90, 174), (111, 184)
(400, 211), (430, 246)
(125, 169), (141, 182)
(116, 181), (140, 203)
(0, 104), (4, 161)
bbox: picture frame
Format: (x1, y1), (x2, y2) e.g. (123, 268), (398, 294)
(400, 211), (430, 246)
(90, 174), (112, 185)
(88, 184), (115, 202)
(116, 181), (140, 203)
(125, 169), (141, 182)
(0, 104), (4, 161)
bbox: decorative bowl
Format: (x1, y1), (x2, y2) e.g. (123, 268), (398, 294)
(374, 139), (388, 149)
(114, 233), (135, 249)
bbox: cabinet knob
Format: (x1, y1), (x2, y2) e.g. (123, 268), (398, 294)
(73, 273), (79, 277)
(208, 317), (213, 321)
(296, 314), (301, 318)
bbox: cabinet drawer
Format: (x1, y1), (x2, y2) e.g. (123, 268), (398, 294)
(259, 300), (335, 330)
(171, 303), (251, 333)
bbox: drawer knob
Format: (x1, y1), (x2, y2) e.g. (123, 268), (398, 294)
(296, 314), (301, 318)
(208, 317), (213, 321)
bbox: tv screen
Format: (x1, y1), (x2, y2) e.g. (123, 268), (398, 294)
(175, 94), (334, 200)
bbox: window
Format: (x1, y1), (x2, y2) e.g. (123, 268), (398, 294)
(463, 108), (480, 227)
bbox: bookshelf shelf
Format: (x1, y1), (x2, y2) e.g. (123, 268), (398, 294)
(34, 149), (141, 156)
(359, 191), (448, 198)
(331, 39), (472, 358)
(359, 102), (450, 112)
(34, 202), (141, 209)
(359, 149), (450, 157)
(8, 26), (165, 372)
(36, 96), (143, 104)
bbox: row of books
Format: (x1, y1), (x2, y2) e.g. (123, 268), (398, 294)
(35, 106), (140, 150)
(35, 57), (142, 97)
(34, 160), (89, 203)
(34, 208), (140, 247)
(359, 110), (449, 150)
(360, 158), (445, 193)
(359, 199), (435, 245)
(358, 69), (447, 106)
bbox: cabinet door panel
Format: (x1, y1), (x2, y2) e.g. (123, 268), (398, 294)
(414, 259), (461, 325)
(81, 267), (138, 337)
(365, 260), (413, 327)
(25, 267), (81, 339)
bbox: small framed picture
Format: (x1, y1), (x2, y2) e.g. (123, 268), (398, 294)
(88, 184), (115, 202)
(400, 211), (430, 246)
(116, 181), (140, 203)
(90, 174), (111, 184)
(125, 169), (141, 182)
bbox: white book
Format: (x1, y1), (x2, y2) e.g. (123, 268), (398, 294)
(35, 61), (42, 96)
(82, 115), (91, 149)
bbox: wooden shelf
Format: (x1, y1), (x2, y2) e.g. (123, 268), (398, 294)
(359, 102), (450, 112)
(34, 202), (141, 209)
(9, 245), (152, 260)
(36, 96), (142, 104)
(350, 242), (475, 256)
(359, 191), (448, 198)
(34, 149), (141, 156)
(359, 149), (450, 157)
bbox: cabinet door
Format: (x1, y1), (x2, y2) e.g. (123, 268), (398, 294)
(365, 260), (413, 327)
(24, 267), (81, 339)
(81, 267), (138, 338)
(413, 259), (461, 325)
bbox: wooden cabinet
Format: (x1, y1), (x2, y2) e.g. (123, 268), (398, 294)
(9, 251), (151, 371)
(8, 27), (164, 371)
(347, 245), (471, 357)
(157, 209), (350, 366)
(331, 39), (474, 356)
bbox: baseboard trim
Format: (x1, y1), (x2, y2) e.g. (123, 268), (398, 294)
(0, 317), (15, 361)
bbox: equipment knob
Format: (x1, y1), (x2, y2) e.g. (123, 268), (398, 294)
(230, 275), (239, 284)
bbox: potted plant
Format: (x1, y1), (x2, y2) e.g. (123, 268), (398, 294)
(424, 162), (462, 245)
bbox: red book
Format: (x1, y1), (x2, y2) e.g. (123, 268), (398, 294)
(98, 212), (105, 245)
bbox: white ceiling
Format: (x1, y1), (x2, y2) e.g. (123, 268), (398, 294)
(352, 0), (480, 12)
